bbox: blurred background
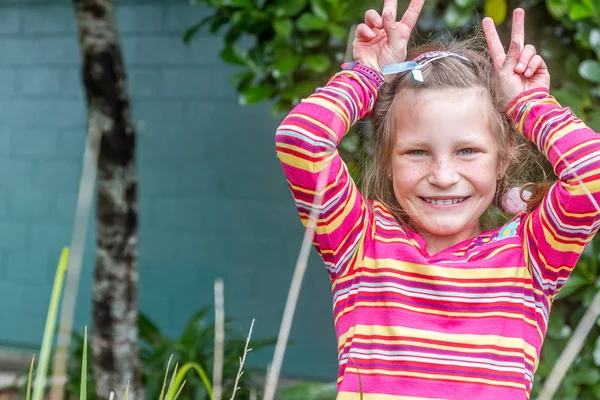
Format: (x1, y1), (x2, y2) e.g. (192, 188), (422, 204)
(0, 0), (597, 399)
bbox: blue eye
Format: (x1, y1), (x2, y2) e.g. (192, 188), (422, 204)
(459, 148), (477, 155)
(409, 150), (427, 156)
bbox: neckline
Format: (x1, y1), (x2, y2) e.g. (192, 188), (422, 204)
(405, 225), (500, 260)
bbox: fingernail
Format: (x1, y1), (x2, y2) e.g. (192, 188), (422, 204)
(517, 63), (524, 71)
(525, 68), (531, 76)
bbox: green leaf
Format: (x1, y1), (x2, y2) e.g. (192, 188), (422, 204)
(274, 18), (293, 38)
(310, 0), (329, 20)
(556, 273), (591, 299)
(590, 29), (600, 54)
(229, 0), (255, 8)
(575, 368), (600, 385)
(304, 54), (331, 73)
(297, 12), (328, 31)
(444, 4), (473, 29)
(455, 0), (475, 8)
(545, 0), (569, 19)
(183, 16), (213, 44)
(570, 3), (594, 20)
(240, 85), (273, 105)
(484, 0), (507, 25)
(279, 382), (337, 400)
(269, 0), (308, 17)
(302, 35), (324, 48)
(273, 55), (301, 77)
(328, 23), (348, 40)
(219, 45), (247, 66)
(579, 60), (600, 83)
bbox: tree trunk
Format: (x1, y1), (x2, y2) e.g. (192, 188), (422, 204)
(72, 1), (141, 398)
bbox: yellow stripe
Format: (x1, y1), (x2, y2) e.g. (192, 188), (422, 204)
(338, 325), (538, 360)
(302, 97), (350, 129)
(537, 206), (586, 253)
(362, 257), (529, 280)
(335, 269), (533, 289)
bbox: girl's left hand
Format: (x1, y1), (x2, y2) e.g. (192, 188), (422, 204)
(483, 8), (550, 102)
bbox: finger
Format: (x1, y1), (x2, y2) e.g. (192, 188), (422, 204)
(382, 11), (401, 45)
(382, 0), (398, 21)
(482, 17), (505, 70)
(397, 0), (425, 41)
(524, 54), (545, 78)
(510, 8), (525, 52)
(515, 44), (536, 74)
(504, 38), (522, 69)
(355, 23), (376, 41)
(365, 9), (383, 29)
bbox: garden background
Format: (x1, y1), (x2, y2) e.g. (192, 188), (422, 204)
(0, 0), (598, 399)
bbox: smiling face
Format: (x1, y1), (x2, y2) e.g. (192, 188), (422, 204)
(390, 88), (506, 253)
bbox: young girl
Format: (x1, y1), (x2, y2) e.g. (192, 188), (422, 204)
(275, 0), (600, 398)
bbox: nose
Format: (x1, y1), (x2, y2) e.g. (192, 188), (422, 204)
(427, 158), (460, 188)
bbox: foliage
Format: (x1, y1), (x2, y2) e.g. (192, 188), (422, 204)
(17, 309), (273, 400)
(185, 0), (383, 115)
(138, 308), (274, 400)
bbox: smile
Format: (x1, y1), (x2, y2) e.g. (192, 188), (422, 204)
(420, 197), (468, 205)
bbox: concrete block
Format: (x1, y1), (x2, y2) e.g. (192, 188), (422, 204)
(117, 5), (164, 33)
(0, 8), (20, 33)
(18, 68), (62, 95)
(0, 160), (33, 188)
(32, 160), (81, 193)
(0, 222), (28, 249)
(10, 128), (58, 158)
(164, 3), (210, 33)
(21, 6), (76, 33)
(9, 189), (55, 221)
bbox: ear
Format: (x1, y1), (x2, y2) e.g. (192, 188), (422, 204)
(496, 139), (514, 179)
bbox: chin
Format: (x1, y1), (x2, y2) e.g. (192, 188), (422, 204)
(417, 218), (473, 237)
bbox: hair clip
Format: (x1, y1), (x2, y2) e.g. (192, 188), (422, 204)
(502, 186), (532, 214)
(382, 51), (469, 82)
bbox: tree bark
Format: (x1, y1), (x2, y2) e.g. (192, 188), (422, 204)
(72, 1), (141, 398)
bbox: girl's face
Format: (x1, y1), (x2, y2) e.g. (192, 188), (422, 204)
(390, 89), (506, 253)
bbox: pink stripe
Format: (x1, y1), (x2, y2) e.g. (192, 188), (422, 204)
(339, 373), (527, 399)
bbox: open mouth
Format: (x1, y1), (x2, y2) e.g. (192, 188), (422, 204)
(419, 197), (469, 205)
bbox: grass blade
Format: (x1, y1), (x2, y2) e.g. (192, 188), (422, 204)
(159, 355), (174, 400)
(80, 326), (88, 400)
(123, 381), (130, 400)
(165, 362), (179, 400)
(167, 362), (212, 400)
(173, 380), (186, 400)
(32, 247), (70, 400)
(26, 355), (35, 400)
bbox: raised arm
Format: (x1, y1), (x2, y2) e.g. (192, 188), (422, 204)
(276, 0), (425, 280)
(485, 9), (600, 299)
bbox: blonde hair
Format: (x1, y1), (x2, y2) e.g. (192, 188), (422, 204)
(362, 33), (553, 225)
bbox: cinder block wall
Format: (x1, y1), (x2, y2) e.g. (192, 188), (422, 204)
(0, 0), (337, 380)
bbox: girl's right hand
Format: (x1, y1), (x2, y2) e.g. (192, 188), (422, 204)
(353, 0), (425, 75)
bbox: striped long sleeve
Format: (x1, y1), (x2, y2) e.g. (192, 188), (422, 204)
(275, 71), (378, 279)
(507, 88), (600, 300)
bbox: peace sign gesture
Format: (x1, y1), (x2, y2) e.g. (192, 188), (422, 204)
(483, 8), (550, 102)
(353, 0), (425, 75)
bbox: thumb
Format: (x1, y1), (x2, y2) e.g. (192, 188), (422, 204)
(503, 39), (521, 69)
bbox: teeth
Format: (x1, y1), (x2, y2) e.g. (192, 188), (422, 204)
(424, 197), (466, 205)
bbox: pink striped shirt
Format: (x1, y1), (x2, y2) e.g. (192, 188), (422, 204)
(275, 70), (600, 399)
